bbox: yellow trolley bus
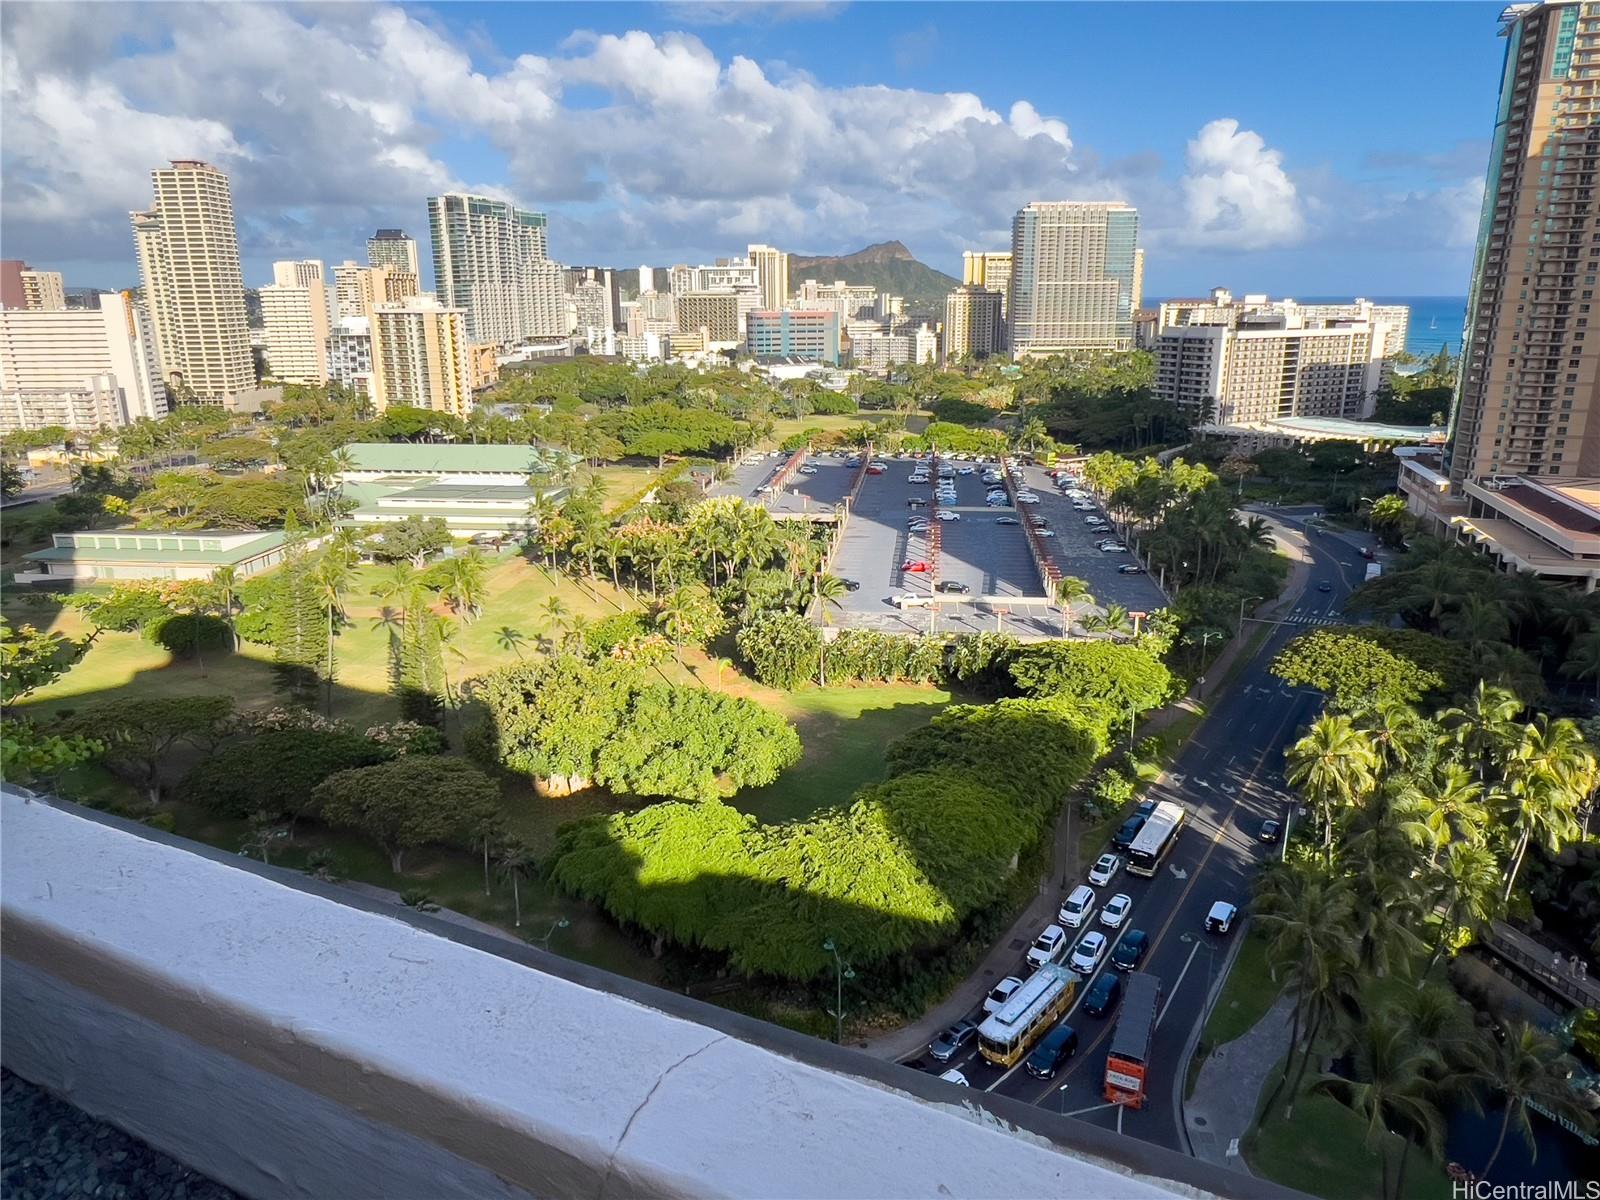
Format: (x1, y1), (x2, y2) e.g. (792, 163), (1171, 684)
(976, 964), (1080, 1067)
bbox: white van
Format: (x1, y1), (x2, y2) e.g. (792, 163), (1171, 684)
(1058, 885), (1096, 928)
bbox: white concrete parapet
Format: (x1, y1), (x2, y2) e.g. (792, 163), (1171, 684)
(1, 790), (1263, 1199)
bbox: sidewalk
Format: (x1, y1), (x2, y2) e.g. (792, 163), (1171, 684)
(1184, 994), (1295, 1170)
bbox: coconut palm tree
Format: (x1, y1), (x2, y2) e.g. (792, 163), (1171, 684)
(1086, 603), (1135, 640)
(1498, 715), (1593, 902)
(813, 573), (847, 627)
(1439, 682), (1522, 781)
(1054, 576), (1093, 638)
(438, 550), (489, 622)
(1421, 842), (1502, 981)
(538, 596), (570, 653)
(313, 555), (351, 718)
(1443, 593), (1512, 658)
(1286, 713), (1380, 864)
(1561, 629), (1600, 700)
(1471, 1021), (1590, 1179)
(1405, 762), (1487, 865)
(495, 626), (528, 660)
(1403, 558), (1468, 624)
(1314, 1008), (1446, 1200)
(495, 842), (537, 927)
(211, 564), (239, 652)
(1355, 700), (1430, 773)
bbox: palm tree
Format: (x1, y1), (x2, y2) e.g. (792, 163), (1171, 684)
(1405, 763), (1487, 865)
(1314, 1008), (1446, 1200)
(495, 626), (528, 660)
(1421, 843), (1501, 980)
(1472, 1021), (1590, 1178)
(1498, 715), (1593, 902)
(1439, 682), (1522, 781)
(211, 565), (239, 652)
(712, 656), (734, 692)
(813, 573), (847, 627)
(439, 550), (489, 622)
(1086, 603), (1135, 639)
(1443, 593), (1511, 657)
(1355, 700), (1429, 773)
(313, 555), (351, 718)
(1286, 713), (1379, 864)
(1403, 558), (1467, 624)
(538, 596), (570, 652)
(495, 842), (537, 927)
(1561, 629), (1600, 700)
(1054, 576), (1093, 638)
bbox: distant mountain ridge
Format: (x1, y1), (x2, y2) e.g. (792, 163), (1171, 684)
(790, 241), (959, 314)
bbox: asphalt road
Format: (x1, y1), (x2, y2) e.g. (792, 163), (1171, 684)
(902, 506), (1369, 1152)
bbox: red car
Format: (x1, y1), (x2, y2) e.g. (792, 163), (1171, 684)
(901, 560), (930, 572)
(866, 465), (886, 475)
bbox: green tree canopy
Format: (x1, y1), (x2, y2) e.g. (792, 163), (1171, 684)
(1272, 628), (1445, 709)
(312, 756), (500, 871)
(184, 728), (397, 822)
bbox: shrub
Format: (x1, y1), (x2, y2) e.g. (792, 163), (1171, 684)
(184, 728), (395, 821)
(146, 613), (232, 657)
(584, 611), (647, 655)
(736, 611), (821, 690)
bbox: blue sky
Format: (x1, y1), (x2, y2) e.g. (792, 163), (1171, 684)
(1, 1), (1503, 296)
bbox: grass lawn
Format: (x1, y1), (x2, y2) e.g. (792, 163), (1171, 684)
(11, 552), (644, 730)
(1198, 930), (1280, 1051)
(1245, 1065), (1448, 1200)
(733, 683), (952, 824)
(581, 464), (666, 511)
(763, 414), (873, 447)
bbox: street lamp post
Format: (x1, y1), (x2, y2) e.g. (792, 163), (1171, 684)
(1196, 629), (1218, 698)
(822, 939), (856, 1044)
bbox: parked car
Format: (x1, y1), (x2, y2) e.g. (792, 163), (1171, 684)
(1017, 494), (1041, 505)
(1068, 930), (1108, 973)
(1110, 929), (1149, 971)
(928, 1019), (979, 1062)
(1118, 564), (1146, 575)
(957, 466), (976, 475)
(908, 474), (929, 484)
(983, 975), (1024, 1015)
(1025, 924), (1067, 970)
(839, 578), (861, 591)
(901, 560), (930, 572)
(1205, 901), (1238, 934)
(938, 1068), (970, 1087)
(995, 516), (1021, 525)
(1096, 539), (1122, 550)
(908, 497), (928, 508)
(1099, 543), (1128, 554)
(937, 511), (962, 522)
(1087, 853), (1121, 886)
(1080, 972), (1122, 1017)
(1111, 813), (1147, 850)
(1024, 1024), (1079, 1078)
(1058, 884), (1096, 927)
(799, 465), (817, 475)
(1259, 819), (1283, 843)
(866, 465), (885, 475)
(1037, 530), (1057, 537)
(1100, 893), (1132, 930)
(935, 580), (971, 594)
(1031, 516), (1049, 527)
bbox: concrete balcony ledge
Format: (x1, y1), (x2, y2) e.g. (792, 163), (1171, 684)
(1, 789), (1281, 1199)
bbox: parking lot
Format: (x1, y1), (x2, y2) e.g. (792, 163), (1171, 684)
(708, 452), (854, 520)
(826, 455), (1065, 637)
(1017, 466), (1168, 618)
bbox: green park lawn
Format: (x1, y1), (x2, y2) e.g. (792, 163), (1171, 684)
(763, 414), (875, 447)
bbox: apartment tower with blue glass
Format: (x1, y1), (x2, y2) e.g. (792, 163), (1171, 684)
(1007, 201), (1140, 358)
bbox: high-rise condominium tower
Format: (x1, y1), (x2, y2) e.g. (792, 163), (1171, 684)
(260, 260), (332, 384)
(1447, 0), (1600, 483)
(427, 193), (556, 346)
(944, 286), (1005, 363)
(747, 245), (791, 311)
(368, 297), (474, 417)
(1007, 202), (1140, 357)
(130, 161), (254, 405)
(367, 229), (420, 277)
(0, 261), (66, 311)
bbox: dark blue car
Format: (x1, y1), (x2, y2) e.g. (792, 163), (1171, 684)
(1081, 972), (1122, 1017)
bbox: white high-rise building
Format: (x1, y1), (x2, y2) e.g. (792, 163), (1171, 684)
(638, 266), (655, 294)
(795, 280), (878, 326)
(427, 193), (554, 346)
(326, 316), (374, 398)
(129, 160), (255, 404)
(747, 244), (791, 311)
(1008, 201), (1140, 357)
(367, 229), (420, 277)
(0, 293), (167, 432)
(260, 261), (332, 384)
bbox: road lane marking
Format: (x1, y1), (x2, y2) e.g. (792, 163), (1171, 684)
(1157, 942), (1202, 1027)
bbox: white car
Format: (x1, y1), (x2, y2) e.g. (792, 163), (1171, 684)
(1058, 884), (1096, 927)
(1068, 931), (1108, 974)
(799, 465), (817, 475)
(1085, 517), (1107, 526)
(1206, 901), (1238, 934)
(1100, 893), (1132, 930)
(937, 511), (961, 522)
(1087, 853), (1121, 886)
(984, 975), (1024, 1014)
(1017, 494), (1041, 505)
(1037, 530), (1057, 537)
(939, 1068), (971, 1087)
(908, 474), (929, 484)
(1099, 544), (1128, 554)
(957, 466), (976, 475)
(1025, 924), (1067, 969)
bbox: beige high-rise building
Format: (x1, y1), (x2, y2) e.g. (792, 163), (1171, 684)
(130, 161), (254, 405)
(1007, 202), (1140, 357)
(1157, 288), (1410, 360)
(943, 286), (1004, 363)
(332, 262), (419, 319)
(0, 261), (65, 311)
(1446, 0), (1600, 483)
(746, 244), (791, 311)
(0, 293), (167, 432)
(260, 260), (332, 384)
(674, 291), (742, 346)
(368, 297), (474, 417)
(1152, 314), (1387, 425)
(1132, 249), (1145, 316)
(962, 251), (1012, 327)
(367, 229), (420, 277)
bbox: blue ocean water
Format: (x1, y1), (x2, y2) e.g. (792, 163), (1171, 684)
(1303, 295), (1468, 360)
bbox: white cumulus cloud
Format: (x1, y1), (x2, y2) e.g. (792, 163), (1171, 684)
(1180, 117), (1305, 250)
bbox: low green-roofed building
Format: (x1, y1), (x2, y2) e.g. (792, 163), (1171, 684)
(18, 529), (291, 584)
(338, 442), (575, 483)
